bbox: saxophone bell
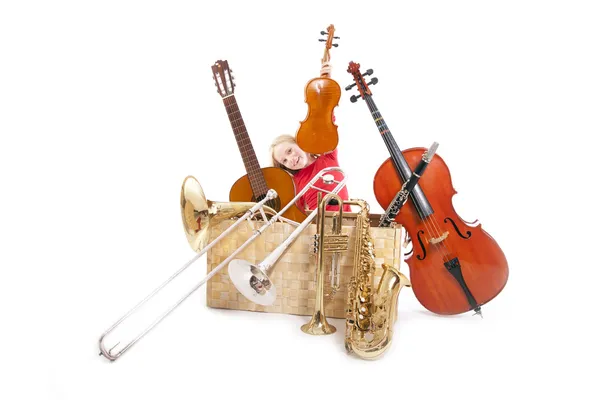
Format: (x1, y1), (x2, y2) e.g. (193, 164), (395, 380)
(344, 199), (412, 360)
(345, 263), (411, 359)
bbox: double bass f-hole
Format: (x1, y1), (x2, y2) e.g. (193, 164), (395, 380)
(416, 230), (427, 260)
(444, 217), (472, 239)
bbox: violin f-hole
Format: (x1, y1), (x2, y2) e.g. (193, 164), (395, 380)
(444, 217), (471, 239)
(416, 230), (427, 260)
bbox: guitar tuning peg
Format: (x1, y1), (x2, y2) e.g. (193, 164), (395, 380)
(345, 82), (356, 91)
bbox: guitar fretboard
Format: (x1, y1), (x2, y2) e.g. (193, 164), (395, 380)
(222, 95), (269, 198)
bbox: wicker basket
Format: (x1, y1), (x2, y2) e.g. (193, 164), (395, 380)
(206, 215), (405, 319)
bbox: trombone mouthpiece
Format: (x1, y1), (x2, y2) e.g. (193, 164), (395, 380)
(266, 189), (278, 200)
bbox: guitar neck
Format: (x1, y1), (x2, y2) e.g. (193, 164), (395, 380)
(363, 95), (434, 219)
(222, 95), (269, 198)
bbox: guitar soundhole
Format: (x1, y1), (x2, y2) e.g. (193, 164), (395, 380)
(254, 194), (281, 214)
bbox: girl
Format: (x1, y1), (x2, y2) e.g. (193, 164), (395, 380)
(270, 134), (351, 214)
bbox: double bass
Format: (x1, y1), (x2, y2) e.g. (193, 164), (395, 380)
(346, 61), (509, 316)
(295, 24), (340, 155)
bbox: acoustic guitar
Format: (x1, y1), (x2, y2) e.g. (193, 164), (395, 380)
(211, 60), (307, 223)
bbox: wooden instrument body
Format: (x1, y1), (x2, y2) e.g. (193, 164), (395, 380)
(373, 148), (509, 315)
(295, 77), (340, 154)
(230, 167), (307, 223)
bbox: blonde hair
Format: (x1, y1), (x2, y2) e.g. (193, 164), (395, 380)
(270, 134), (317, 175)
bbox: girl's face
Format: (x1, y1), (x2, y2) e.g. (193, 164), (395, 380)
(273, 141), (311, 171)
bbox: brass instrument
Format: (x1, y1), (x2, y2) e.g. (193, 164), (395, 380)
(98, 177), (277, 361)
(99, 167), (346, 361)
(228, 167), (348, 306)
(181, 175), (277, 251)
(344, 198), (411, 360)
(301, 192), (349, 335)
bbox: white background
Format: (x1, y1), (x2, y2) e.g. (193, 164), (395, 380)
(1, 1), (599, 399)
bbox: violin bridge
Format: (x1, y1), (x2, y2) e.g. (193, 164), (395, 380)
(429, 231), (449, 244)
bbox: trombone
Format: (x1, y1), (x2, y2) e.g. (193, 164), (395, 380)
(228, 168), (348, 306)
(98, 167), (347, 361)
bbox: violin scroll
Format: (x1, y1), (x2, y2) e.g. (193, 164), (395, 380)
(319, 25), (340, 70)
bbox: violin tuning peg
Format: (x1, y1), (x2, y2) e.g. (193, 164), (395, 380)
(320, 31), (327, 35)
(334, 36), (340, 39)
(345, 82), (356, 91)
(332, 43), (339, 47)
(350, 94), (360, 103)
(368, 78), (378, 86)
(318, 38), (326, 42)
(362, 69), (373, 76)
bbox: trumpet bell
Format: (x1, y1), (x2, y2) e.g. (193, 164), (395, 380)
(180, 176), (276, 252)
(228, 259), (277, 306)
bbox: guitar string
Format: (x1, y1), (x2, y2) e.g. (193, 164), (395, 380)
(224, 96), (269, 196)
(223, 96), (276, 209)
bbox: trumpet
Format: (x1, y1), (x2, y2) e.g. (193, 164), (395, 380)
(228, 167), (347, 306)
(300, 191), (349, 335)
(98, 167), (346, 361)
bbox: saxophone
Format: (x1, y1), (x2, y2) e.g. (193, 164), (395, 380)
(344, 199), (411, 360)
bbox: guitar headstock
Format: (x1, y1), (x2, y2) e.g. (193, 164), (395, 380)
(212, 60), (235, 98)
(345, 61), (378, 103)
(319, 24), (340, 65)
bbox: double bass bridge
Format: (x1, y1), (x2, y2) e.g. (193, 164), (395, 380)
(429, 231), (449, 244)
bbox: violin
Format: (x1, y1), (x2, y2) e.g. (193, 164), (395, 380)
(295, 24), (340, 155)
(346, 61), (509, 316)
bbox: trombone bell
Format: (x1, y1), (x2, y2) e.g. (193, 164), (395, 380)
(228, 260), (277, 306)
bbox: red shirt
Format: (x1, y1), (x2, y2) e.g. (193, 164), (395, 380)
(292, 148), (352, 213)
